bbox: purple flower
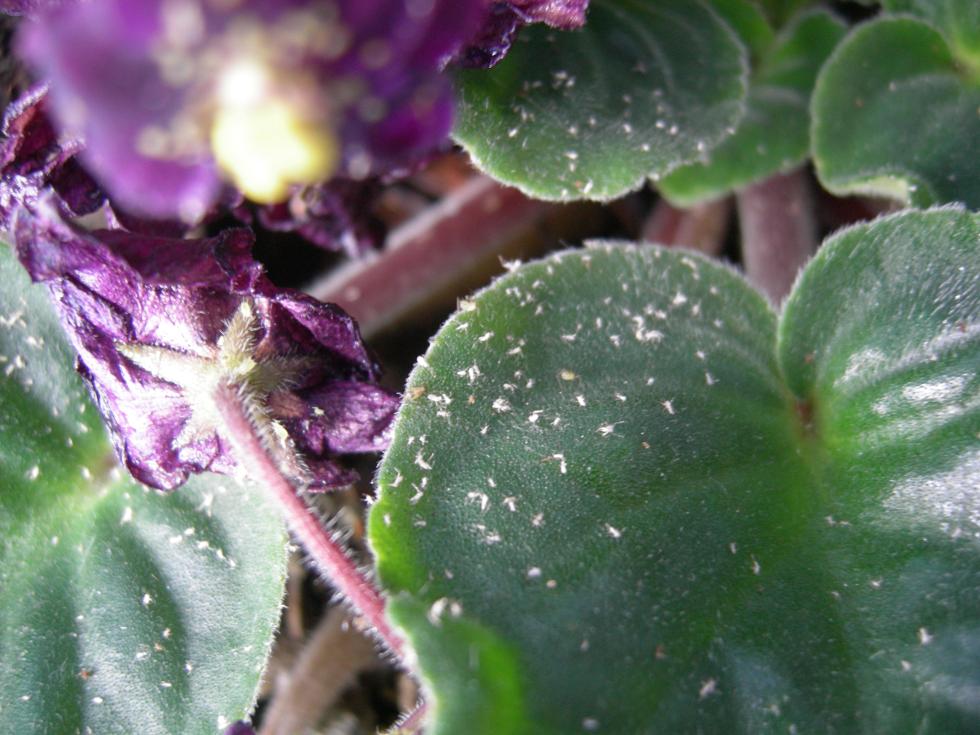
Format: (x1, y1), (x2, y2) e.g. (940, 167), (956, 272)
(14, 198), (398, 491)
(0, 85), (104, 229)
(0, 0), (60, 16)
(14, 0), (485, 221)
(222, 723), (256, 735)
(236, 178), (384, 258)
(460, 0), (589, 68)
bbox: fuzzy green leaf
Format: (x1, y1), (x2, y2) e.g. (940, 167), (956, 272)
(658, 9), (846, 205)
(452, 0), (749, 201)
(812, 17), (980, 208)
(0, 244), (287, 735)
(370, 209), (980, 733)
(882, 0), (980, 68)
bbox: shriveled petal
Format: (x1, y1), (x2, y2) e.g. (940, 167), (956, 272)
(257, 292), (379, 383)
(14, 200), (244, 488)
(512, 0), (589, 29)
(460, 0), (590, 69)
(289, 381), (399, 456)
(459, 3), (524, 69)
(244, 179), (383, 258)
(15, 199), (395, 491)
(0, 86), (103, 229)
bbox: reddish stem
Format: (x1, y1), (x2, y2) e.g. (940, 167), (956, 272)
(214, 384), (406, 660)
(389, 702), (430, 734)
(308, 175), (596, 338)
(736, 168), (818, 304)
(642, 196), (732, 255)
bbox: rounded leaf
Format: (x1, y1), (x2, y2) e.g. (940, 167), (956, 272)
(370, 210), (980, 733)
(812, 17), (980, 208)
(453, 0), (749, 201)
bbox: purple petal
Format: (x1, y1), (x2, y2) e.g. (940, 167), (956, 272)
(247, 179), (384, 257)
(0, 86), (103, 229)
(458, 3), (524, 69)
(17, 0), (486, 218)
(18, 0), (222, 221)
(289, 381), (399, 456)
(0, 0), (63, 17)
(14, 201), (243, 488)
(15, 200), (393, 491)
(459, 0), (590, 69)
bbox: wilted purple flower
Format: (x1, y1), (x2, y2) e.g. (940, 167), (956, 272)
(460, 0), (589, 68)
(0, 85), (104, 229)
(237, 178), (384, 258)
(13, 0), (485, 222)
(15, 199), (398, 491)
(222, 723), (256, 735)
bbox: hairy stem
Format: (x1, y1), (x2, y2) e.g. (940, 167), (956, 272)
(736, 168), (817, 304)
(214, 383), (406, 660)
(388, 702), (430, 735)
(259, 605), (379, 735)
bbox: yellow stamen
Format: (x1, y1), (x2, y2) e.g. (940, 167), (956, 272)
(211, 99), (338, 203)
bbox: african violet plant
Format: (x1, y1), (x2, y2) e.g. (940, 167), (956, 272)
(0, 0), (977, 734)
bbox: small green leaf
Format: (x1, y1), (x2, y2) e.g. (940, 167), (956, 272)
(710, 0), (775, 59)
(882, 0), (980, 72)
(0, 244), (287, 735)
(812, 17), (980, 208)
(659, 9), (846, 205)
(756, 0), (820, 28)
(453, 0), (749, 201)
(370, 209), (979, 733)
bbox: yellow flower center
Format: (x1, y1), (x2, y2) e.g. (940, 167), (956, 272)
(210, 61), (338, 203)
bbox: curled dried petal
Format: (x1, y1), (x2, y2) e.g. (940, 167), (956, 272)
(16, 199), (397, 490)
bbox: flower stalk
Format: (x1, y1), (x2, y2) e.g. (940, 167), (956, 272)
(214, 382), (406, 661)
(736, 167), (818, 304)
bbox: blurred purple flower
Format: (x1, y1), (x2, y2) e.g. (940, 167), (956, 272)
(14, 0), (485, 221)
(222, 723), (256, 735)
(0, 85), (104, 229)
(0, 0), (60, 15)
(460, 0), (589, 68)
(14, 199), (398, 491)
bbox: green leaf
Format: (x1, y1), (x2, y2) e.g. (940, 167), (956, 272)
(452, 0), (749, 201)
(0, 244), (287, 735)
(882, 0), (980, 71)
(658, 9), (846, 205)
(756, 0), (820, 28)
(811, 17), (980, 208)
(709, 0), (775, 59)
(369, 209), (980, 733)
